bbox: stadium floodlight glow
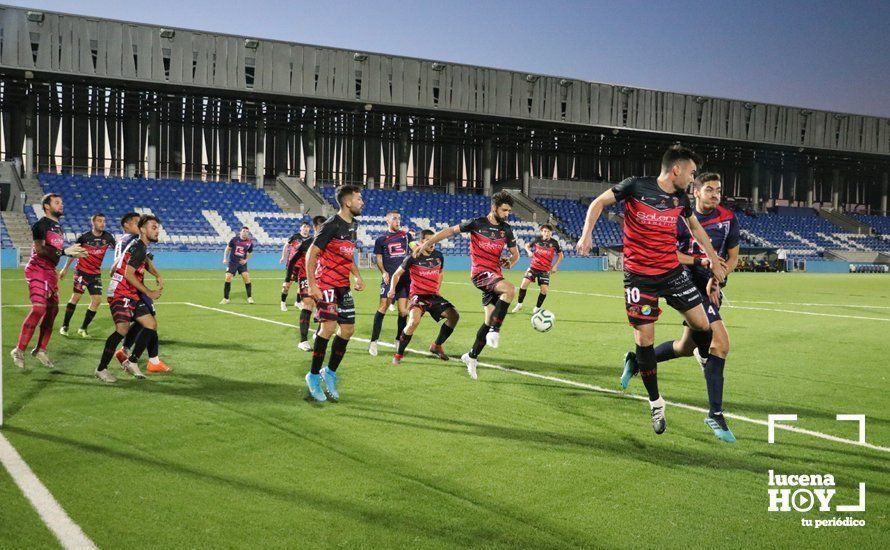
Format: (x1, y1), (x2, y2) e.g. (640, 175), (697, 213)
(353, 53), (368, 62)
(431, 62), (447, 71)
(526, 74), (540, 83)
(244, 39), (260, 50)
(159, 28), (175, 39)
(559, 79), (572, 87)
(27, 10), (44, 23)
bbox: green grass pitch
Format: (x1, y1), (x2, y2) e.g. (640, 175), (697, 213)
(1, 268), (888, 548)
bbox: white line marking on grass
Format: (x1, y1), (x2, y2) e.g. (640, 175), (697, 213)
(182, 302), (890, 454)
(0, 433), (97, 549)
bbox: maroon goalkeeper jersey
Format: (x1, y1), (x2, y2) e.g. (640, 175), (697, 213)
(459, 217), (516, 278)
(612, 176), (692, 276)
(312, 214), (357, 289)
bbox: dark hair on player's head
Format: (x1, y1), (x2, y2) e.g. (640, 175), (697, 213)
(491, 191), (514, 208)
(91, 212), (106, 221)
(41, 193), (61, 210)
(312, 215), (327, 226)
(661, 144), (703, 172)
(336, 184), (362, 206)
(387, 210), (400, 216)
(120, 212), (140, 227)
(138, 214), (160, 228)
(241, 226), (249, 231)
(300, 220), (311, 227)
(540, 224), (553, 231)
(694, 172), (722, 189)
(421, 229), (435, 238)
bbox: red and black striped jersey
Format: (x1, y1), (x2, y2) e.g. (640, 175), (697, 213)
(528, 237), (562, 272)
(459, 217), (516, 278)
(612, 176), (692, 276)
(73, 230), (116, 275)
(285, 233), (305, 264)
(400, 250), (444, 296)
(111, 238), (149, 300)
(289, 237), (313, 279)
(312, 215), (357, 289)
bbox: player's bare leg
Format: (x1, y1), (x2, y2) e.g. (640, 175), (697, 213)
(221, 272), (234, 304)
(512, 277), (533, 313)
(242, 272), (254, 303)
(393, 307), (422, 364)
(297, 297), (316, 351)
(430, 307), (459, 361)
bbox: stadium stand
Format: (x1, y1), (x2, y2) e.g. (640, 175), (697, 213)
(0, 216), (13, 249)
(536, 198), (622, 247)
(736, 211), (890, 256)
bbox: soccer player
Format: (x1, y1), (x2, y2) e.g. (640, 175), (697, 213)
(369, 211), (414, 356)
(290, 215), (327, 351)
(512, 224), (563, 313)
(280, 221), (311, 311)
(577, 145), (726, 435)
(388, 229), (460, 364)
(415, 191), (519, 379)
(622, 172), (739, 442)
(221, 226), (254, 304)
(58, 213), (116, 337)
(304, 185), (365, 402)
(96, 215), (163, 383)
(10, 194), (87, 369)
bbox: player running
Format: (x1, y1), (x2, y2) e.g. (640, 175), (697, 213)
(304, 185), (365, 402)
(58, 213), (116, 337)
(10, 194), (87, 369)
(512, 224), (563, 314)
(388, 229), (460, 364)
(95, 215), (164, 383)
(221, 226), (254, 304)
(290, 215), (327, 351)
(577, 145), (726, 435)
(416, 191), (519, 380)
(369, 211), (414, 356)
(280, 221), (311, 311)
(621, 172), (739, 442)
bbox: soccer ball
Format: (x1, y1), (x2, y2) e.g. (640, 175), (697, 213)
(531, 309), (555, 332)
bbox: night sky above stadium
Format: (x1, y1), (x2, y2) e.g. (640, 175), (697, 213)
(26, 0), (890, 118)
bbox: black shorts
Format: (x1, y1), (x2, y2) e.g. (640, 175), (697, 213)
(700, 285), (723, 324)
(380, 275), (410, 300)
(284, 264), (299, 283)
(297, 277), (311, 300)
(409, 294), (455, 323)
(109, 296), (153, 325)
(523, 268), (550, 286)
(227, 262), (249, 275)
(73, 270), (103, 296)
(471, 272), (504, 307)
(623, 267), (703, 326)
(315, 286), (355, 325)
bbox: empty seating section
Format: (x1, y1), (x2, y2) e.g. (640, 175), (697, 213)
(13, 174), (889, 259)
(0, 217), (12, 249)
(319, 187), (574, 255)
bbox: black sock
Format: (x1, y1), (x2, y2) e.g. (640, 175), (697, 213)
(281, 292), (288, 303)
(370, 311), (385, 342)
(691, 329), (713, 360)
(435, 322), (455, 346)
(62, 302), (76, 329)
(245, 283), (252, 298)
(147, 329), (159, 359)
(80, 308), (97, 330)
(299, 309), (311, 342)
(311, 335), (330, 374)
(654, 341), (678, 362)
(469, 323), (489, 359)
(98, 332), (125, 371)
(536, 293), (547, 308)
(489, 299), (509, 332)
(224, 282), (231, 299)
(518, 288), (527, 304)
(328, 335), (349, 372)
(129, 328), (156, 362)
(636, 344), (659, 401)
(703, 355), (726, 415)
(396, 314), (407, 341)
(123, 323), (141, 350)
(397, 332), (412, 355)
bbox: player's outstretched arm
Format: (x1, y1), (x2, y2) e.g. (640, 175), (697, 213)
(685, 215), (725, 282)
(415, 225), (459, 257)
(222, 245), (230, 264)
(577, 190), (616, 255)
(279, 242), (288, 263)
(124, 265), (161, 300)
